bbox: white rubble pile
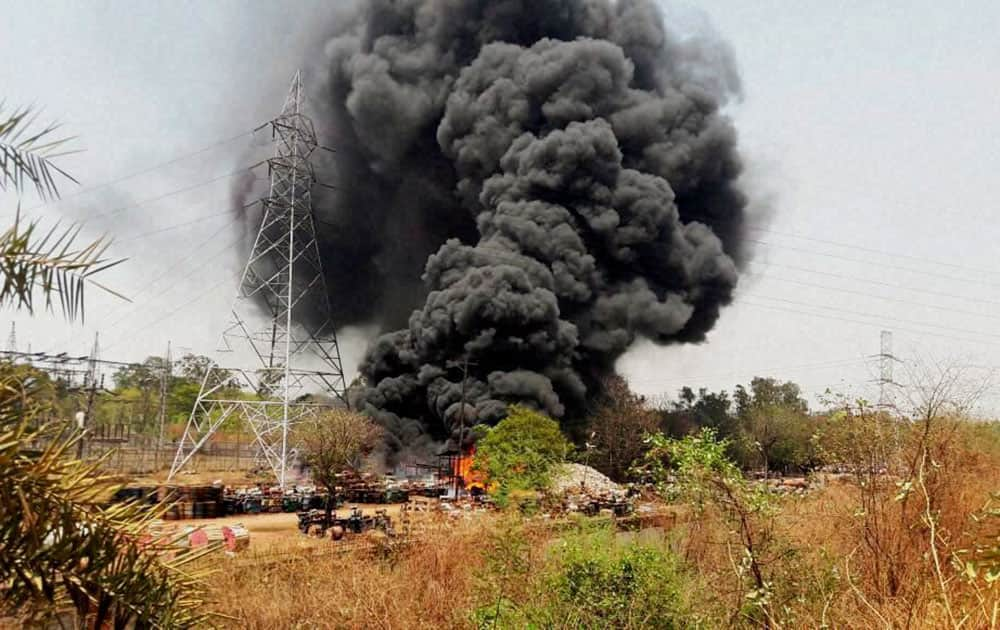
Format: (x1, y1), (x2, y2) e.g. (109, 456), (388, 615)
(549, 463), (622, 496)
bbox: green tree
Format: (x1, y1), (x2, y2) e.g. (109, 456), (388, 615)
(175, 353), (217, 383)
(741, 403), (815, 476)
(475, 521), (691, 629)
(111, 356), (168, 390)
(735, 377), (808, 421)
(474, 405), (570, 506)
(662, 387), (737, 438)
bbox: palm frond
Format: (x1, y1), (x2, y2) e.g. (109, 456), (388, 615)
(0, 102), (79, 201)
(0, 209), (125, 321)
(0, 365), (217, 627)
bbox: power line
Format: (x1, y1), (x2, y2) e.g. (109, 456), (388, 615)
(103, 275), (234, 355)
(113, 215), (240, 305)
(749, 239), (1000, 290)
(626, 356), (869, 386)
(98, 234), (243, 338)
(748, 260), (1000, 309)
(0, 349), (151, 370)
(740, 297), (1000, 348)
(750, 294), (1000, 341)
(749, 272), (1000, 323)
(114, 210), (233, 243)
(50, 218), (243, 352)
(82, 166), (264, 223)
(747, 225), (1000, 278)
(24, 125), (268, 212)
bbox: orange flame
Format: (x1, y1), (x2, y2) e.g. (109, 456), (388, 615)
(453, 446), (487, 491)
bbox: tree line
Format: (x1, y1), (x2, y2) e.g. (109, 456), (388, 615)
(586, 375), (823, 480)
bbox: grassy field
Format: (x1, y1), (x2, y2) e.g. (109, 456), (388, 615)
(202, 466), (1000, 628)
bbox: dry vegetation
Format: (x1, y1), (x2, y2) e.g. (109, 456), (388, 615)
(206, 413), (1000, 629)
(210, 518), (490, 629)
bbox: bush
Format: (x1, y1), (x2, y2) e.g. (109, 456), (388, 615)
(474, 405), (570, 506)
(636, 429), (783, 627)
(474, 521), (691, 629)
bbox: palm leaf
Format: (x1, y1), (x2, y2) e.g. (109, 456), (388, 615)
(0, 209), (125, 321)
(0, 103), (78, 201)
(0, 365), (217, 627)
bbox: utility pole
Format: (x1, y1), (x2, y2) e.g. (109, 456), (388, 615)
(169, 71), (347, 488)
(156, 341), (171, 470)
(77, 333), (101, 459)
(6, 322), (15, 353)
(447, 355), (476, 498)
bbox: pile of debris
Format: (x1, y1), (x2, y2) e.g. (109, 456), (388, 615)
(550, 463), (621, 495)
(762, 476), (820, 496)
(548, 463), (634, 517)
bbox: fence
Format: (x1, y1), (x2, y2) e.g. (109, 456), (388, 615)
(79, 434), (258, 475)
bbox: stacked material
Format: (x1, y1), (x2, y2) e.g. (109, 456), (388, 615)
(159, 485), (224, 520)
(157, 523), (250, 554)
(549, 464), (633, 517)
(222, 524), (250, 553)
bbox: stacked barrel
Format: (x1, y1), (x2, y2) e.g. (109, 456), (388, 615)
(159, 485), (224, 520)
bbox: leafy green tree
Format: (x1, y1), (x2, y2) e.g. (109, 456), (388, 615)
(735, 377), (808, 421)
(731, 379), (813, 474)
(111, 356), (168, 390)
(740, 403), (816, 476)
(662, 387), (737, 438)
(176, 353), (217, 383)
(659, 378), (815, 472)
(474, 405), (570, 505)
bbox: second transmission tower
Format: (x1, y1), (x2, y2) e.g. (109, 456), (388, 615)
(169, 72), (347, 487)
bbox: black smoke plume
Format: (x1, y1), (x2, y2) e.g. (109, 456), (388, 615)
(298, 0), (748, 457)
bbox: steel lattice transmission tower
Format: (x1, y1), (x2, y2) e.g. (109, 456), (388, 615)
(169, 72), (347, 487)
(877, 330), (899, 410)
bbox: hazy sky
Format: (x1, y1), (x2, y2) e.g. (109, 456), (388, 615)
(2, 0), (999, 412)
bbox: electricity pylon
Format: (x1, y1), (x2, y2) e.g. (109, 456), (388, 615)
(169, 71), (347, 487)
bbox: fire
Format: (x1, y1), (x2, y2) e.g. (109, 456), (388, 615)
(453, 446), (488, 492)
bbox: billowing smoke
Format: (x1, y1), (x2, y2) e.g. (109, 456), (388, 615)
(298, 0), (748, 457)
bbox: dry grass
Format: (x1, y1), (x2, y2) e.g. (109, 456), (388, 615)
(205, 422), (1000, 629)
(208, 517), (492, 629)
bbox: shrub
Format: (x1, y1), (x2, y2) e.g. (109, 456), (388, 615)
(473, 405), (570, 506)
(636, 428), (783, 627)
(474, 521), (691, 629)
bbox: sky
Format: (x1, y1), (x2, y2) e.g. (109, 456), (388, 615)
(2, 0), (999, 413)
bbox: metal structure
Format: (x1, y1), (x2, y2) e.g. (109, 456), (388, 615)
(77, 333), (103, 457)
(169, 72), (347, 487)
(155, 341), (172, 469)
(877, 330), (899, 410)
(0, 349), (91, 386)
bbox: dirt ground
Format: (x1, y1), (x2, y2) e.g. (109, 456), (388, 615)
(170, 503), (407, 551)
